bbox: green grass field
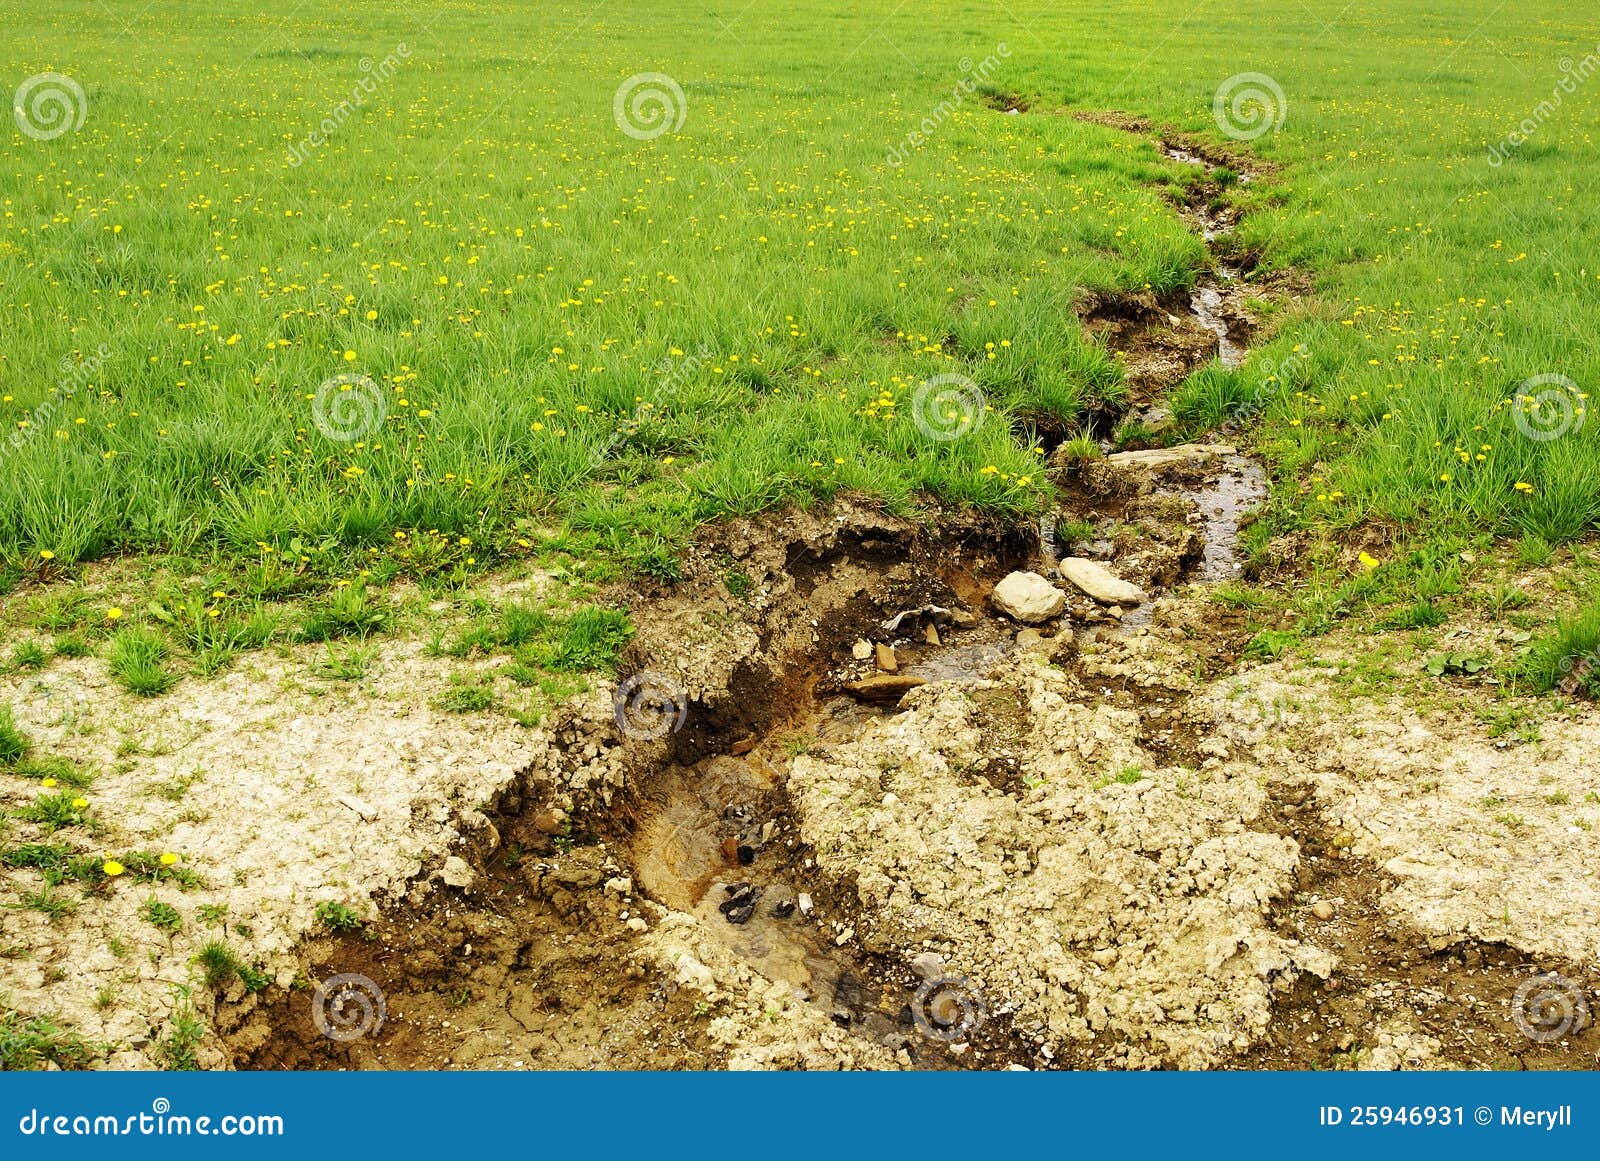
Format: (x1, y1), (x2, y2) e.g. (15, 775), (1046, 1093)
(2, 1), (1597, 631)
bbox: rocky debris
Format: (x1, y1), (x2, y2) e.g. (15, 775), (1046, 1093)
(875, 643), (899, 672)
(1311, 900), (1336, 921)
(948, 608), (979, 628)
(1058, 558), (1146, 607)
(533, 808), (568, 835)
(796, 892), (814, 917)
(787, 643), (1338, 1069)
(851, 638), (874, 661)
(844, 675), (927, 704)
(771, 899), (796, 919)
(719, 883), (763, 925)
(923, 622), (941, 646)
(911, 951), (946, 981)
(989, 571), (1067, 624)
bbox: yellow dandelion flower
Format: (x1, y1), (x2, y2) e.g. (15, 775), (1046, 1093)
(102, 860), (124, 877)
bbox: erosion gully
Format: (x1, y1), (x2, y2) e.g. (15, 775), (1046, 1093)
(217, 116), (1352, 1071)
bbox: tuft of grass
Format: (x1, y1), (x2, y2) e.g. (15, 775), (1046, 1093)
(10, 755), (95, 789)
(314, 643), (376, 681)
(160, 985), (204, 1071)
(0, 1007), (98, 1070)
(549, 607), (633, 673)
(0, 705), (32, 765)
(298, 582), (392, 642)
(193, 939), (271, 992)
(434, 678), (493, 713)
(8, 641), (48, 671)
(13, 791), (91, 835)
(16, 886), (78, 921)
(107, 628), (176, 696)
(1515, 600), (1600, 695)
(51, 632), (92, 659)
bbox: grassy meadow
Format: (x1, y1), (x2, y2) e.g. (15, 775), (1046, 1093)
(1, 0), (1598, 662)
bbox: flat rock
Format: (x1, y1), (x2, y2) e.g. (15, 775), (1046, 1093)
(989, 571), (1067, 624)
(1105, 443), (1235, 471)
(845, 675), (927, 704)
(1058, 558), (1146, 607)
(875, 642), (899, 672)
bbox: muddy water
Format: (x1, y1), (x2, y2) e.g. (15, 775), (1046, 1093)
(633, 751), (890, 1029)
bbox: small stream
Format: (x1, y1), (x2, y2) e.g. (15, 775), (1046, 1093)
(628, 121), (1271, 1058)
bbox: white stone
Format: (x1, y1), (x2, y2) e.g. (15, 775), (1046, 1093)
(1058, 558), (1146, 606)
(439, 856), (475, 889)
(989, 571), (1067, 624)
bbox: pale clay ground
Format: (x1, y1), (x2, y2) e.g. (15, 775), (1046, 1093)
(2, 572), (1597, 1070)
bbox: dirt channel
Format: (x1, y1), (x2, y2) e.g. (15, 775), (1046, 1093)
(203, 112), (1597, 1071)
